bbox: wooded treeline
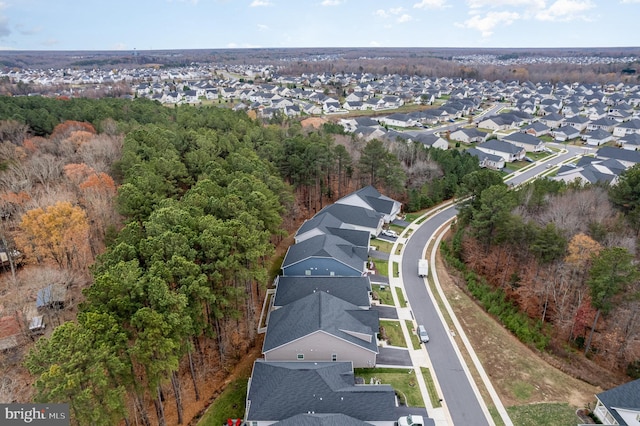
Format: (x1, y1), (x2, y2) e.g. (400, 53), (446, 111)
(448, 171), (640, 383)
(0, 97), (484, 425)
(281, 55), (640, 85)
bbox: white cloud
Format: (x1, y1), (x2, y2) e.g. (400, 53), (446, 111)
(397, 13), (413, 22)
(370, 40), (381, 46)
(112, 43), (128, 50)
(375, 7), (407, 18)
(536, 0), (595, 21)
(460, 11), (520, 37)
(413, 0), (447, 8)
(620, 0), (640, 2)
(467, 0), (545, 8)
(321, 0), (343, 5)
(250, 0), (272, 6)
(257, 24), (269, 31)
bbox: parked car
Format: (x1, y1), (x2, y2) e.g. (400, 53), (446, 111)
(381, 229), (398, 238)
(417, 325), (429, 343)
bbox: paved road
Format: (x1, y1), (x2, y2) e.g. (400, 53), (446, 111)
(401, 207), (494, 426)
(399, 145), (585, 425)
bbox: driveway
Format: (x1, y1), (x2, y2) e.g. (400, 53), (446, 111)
(372, 305), (398, 319)
(377, 346), (413, 367)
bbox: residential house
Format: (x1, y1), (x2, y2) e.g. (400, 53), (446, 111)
(449, 128), (490, 144)
(583, 129), (614, 146)
(613, 118), (640, 137)
(272, 276), (372, 309)
(294, 211), (372, 245)
(413, 133), (449, 150)
(465, 147), (505, 170)
(343, 100), (364, 111)
(596, 146), (640, 167)
(521, 121), (551, 137)
(262, 292), (379, 367)
(334, 186), (401, 224)
(245, 361), (402, 426)
(378, 113), (416, 128)
(502, 132), (545, 152)
(281, 233), (368, 277)
(564, 115), (590, 132)
(538, 112), (564, 129)
(316, 203), (385, 235)
(553, 125), (581, 142)
(339, 117), (380, 133)
(354, 126), (386, 141)
(477, 112), (531, 131)
(620, 133), (640, 151)
(588, 117), (619, 133)
(476, 140), (526, 162)
(553, 158), (623, 185)
(591, 378), (640, 426)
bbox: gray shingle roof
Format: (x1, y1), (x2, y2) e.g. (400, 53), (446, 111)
(247, 361), (397, 422)
(263, 291), (379, 353)
(503, 132), (543, 146)
(596, 379), (640, 425)
(341, 186), (397, 216)
(478, 139), (524, 155)
(271, 413), (371, 426)
(316, 203), (383, 229)
(273, 276), (372, 307)
(282, 234), (368, 274)
(597, 146), (640, 163)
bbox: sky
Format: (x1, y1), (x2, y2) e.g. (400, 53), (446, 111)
(0, 0), (640, 51)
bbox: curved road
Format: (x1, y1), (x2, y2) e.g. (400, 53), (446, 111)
(401, 207), (493, 426)
(400, 145), (585, 425)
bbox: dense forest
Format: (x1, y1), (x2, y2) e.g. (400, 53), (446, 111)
(446, 172), (640, 386)
(0, 97), (481, 425)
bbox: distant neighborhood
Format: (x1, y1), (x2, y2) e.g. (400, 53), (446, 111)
(4, 63), (640, 188)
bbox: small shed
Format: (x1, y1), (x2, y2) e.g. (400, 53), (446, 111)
(28, 315), (45, 332)
(36, 284), (67, 310)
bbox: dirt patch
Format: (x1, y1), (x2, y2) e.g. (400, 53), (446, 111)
(300, 117), (327, 129)
(434, 251), (601, 409)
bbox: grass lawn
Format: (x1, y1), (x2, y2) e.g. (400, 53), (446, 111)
(395, 287), (407, 308)
(371, 239), (393, 253)
(372, 259), (389, 277)
(372, 284), (394, 305)
(389, 224), (405, 234)
(421, 367), (442, 408)
(406, 320), (420, 349)
(392, 261), (399, 277)
(197, 375), (249, 426)
(395, 243), (404, 255)
(355, 368), (424, 407)
(404, 212), (424, 223)
(380, 320), (407, 347)
(507, 403), (579, 426)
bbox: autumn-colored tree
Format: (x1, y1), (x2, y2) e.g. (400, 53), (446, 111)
(64, 163), (96, 186)
(565, 232), (602, 272)
(50, 120), (96, 142)
(17, 201), (90, 269)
